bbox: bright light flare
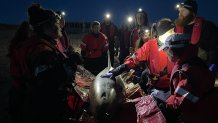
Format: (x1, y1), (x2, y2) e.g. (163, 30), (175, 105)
(138, 8), (142, 12)
(127, 16), (133, 23)
(105, 13), (111, 19)
(175, 3), (181, 9)
(61, 11), (66, 16)
(145, 29), (149, 33)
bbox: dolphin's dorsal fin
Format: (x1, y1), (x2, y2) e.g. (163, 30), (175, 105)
(107, 50), (113, 70)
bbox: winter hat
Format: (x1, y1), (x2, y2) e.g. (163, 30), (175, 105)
(156, 18), (175, 36)
(159, 33), (190, 51)
(28, 4), (57, 28)
(91, 21), (100, 27)
(181, 0), (198, 14)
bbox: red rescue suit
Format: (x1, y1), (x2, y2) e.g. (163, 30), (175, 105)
(100, 22), (118, 66)
(175, 17), (218, 66)
(80, 32), (108, 59)
(130, 28), (139, 49)
(80, 32), (108, 75)
(124, 38), (174, 89)
(166, 45), (218, 123)
(100, 22), (117, 39)
(9, 35), (84, 122)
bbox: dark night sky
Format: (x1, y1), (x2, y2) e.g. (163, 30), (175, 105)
(0, 0), (217, 27)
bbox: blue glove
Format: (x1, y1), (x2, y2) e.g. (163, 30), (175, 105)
(209, 64), (217, 72)
(100, 72), (114, 78)
(101, 64), (129, 79)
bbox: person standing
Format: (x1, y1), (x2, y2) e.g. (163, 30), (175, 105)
(80, 21), (108, 75)
(100, 13), (119, 66)
(175, 0), (218, 70)
(55, 11), (71, 53)
(119, 17), (134, 64)
(8, 4), (82, 123)
(129, 9), (150, 55)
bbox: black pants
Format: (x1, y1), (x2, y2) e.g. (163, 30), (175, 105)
(84, 56), (107, 75)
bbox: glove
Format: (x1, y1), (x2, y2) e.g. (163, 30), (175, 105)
(128, 75), (141, 84)
(100, 72), (114, 79)
(110, 64), (129, 77)
(101, 64), (128, 80)
(166, 95), (179, 109)
(209, 64), (217, 72)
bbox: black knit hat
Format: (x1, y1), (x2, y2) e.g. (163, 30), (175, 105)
(156, 18), (175, 36)
(28, 4), (57, 27)
(181, 0), (198, 14)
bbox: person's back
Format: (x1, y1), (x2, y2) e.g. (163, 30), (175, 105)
(8, 21), (33, 123)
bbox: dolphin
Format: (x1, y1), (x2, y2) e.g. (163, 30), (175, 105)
(89, 50), (125, 122)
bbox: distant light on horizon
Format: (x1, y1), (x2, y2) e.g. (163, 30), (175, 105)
(138, 8), (142, 12)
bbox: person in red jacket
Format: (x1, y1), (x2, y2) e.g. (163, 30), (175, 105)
(159, 33), (218, 123)
(119, 18), (134, 64)
(129, 9), (150, 55)
(8, 4), (83, 123)
(80, 21), (108, 75)
(102, 18), (175, 96)
(100, 14), (119, 66)
(55, 11), (70, 53)
(175, 0), (218, 71)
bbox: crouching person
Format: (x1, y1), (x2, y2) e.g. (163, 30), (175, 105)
(101, 18), (175, 98)
(160, 33), (218, 123)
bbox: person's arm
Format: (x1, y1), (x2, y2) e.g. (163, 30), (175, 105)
(28, 45), (76, 89)
(102, 41), (150, 78)
(101, 34), (109, 53)
(124, 41), (150, 68)
(166, 70), (198, 109)
(80, 35), (88, 57)
(129, 29), (135, 55)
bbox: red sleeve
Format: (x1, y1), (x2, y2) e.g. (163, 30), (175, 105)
(80, 34), (89, 56)
(80, 35), (89, 51)
(124, 41), (150, 68)
(100, 33), (109, 52)
(166, 69), (196, 109)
